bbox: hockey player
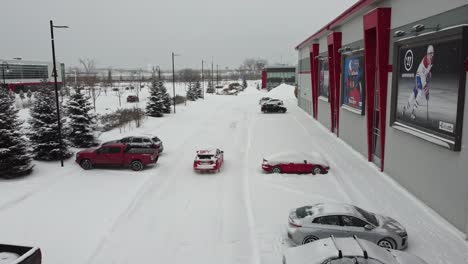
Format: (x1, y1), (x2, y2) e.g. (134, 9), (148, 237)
(403, 45), (434, 119)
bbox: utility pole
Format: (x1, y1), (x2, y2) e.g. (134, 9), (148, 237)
(216, 64), (219, 86)
(211, 60), (214, 93)
(49, 20), (68, 167)
(201, 60), (204, 99)
(172, 52), (176, 113)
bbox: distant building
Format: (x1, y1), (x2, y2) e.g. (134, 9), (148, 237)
(261, 66), (296, 90)
(0, 58), (65, 92)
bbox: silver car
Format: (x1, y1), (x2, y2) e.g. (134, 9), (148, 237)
(287, 203), (408, 249)
(283, 236), (427, 264)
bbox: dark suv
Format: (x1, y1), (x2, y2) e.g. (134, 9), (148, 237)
(103, 136), (164, 153)
(261, 103), (287, 113)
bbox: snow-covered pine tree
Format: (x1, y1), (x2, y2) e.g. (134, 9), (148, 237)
(66, 89), (98, 147)
(26, 89), (32, 100)
(28, 83), (72, 161)
(186, 82), (197, 101)
(206, 80), (215, 93)
(0, 88), (34, 179)
(242, 79), (248, 90)
(159, 80), (172, 113)
(146, 77), (164, 117)
(19, 90), (25, 101)
(194, 80), (202, 99)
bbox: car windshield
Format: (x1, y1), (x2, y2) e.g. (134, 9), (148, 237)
(354, 206), (379, 226)
(198, 154), (214, 159)
(326, 257), (385, 264)
(295, 206), (313, 218)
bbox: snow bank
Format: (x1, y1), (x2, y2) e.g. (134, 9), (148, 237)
(267, 84), (295, 100)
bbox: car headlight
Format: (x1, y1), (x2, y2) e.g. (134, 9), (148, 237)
(397, 231), (407, 237)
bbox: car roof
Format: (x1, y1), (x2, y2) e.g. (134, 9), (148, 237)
(197, 149), (218, 155)
(265, 151), (328, 165)
(307, 203), (360, 218)
(284, 237), (396, 264)
(101, 143), (125, 148)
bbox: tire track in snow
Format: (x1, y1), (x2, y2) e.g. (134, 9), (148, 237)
(86, 98), (231, 264)
(241, 112), (262, 264)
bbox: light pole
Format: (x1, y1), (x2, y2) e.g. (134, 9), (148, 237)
(49, 20), (68, 167)
(216, 64), (219, 86)
(172, 52), (180, 113)
(1, 61), (10, 89)
(211, 60), (214, 93)
(201, 60), (204, 99)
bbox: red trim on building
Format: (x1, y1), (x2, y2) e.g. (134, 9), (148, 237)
(295, 0), (377, 50)
(261, 70), (267, 89)
(7, 82), (62, 92)
(310, 43), (320, 119)
(363, 8), (391, 172)
(327, 32), (342, 136)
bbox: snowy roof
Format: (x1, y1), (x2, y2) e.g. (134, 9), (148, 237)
(284, 237), (396, 264)
(307, 203), (358, 217)
(264, 151), (328, 166)
(197, 149), (217, 155)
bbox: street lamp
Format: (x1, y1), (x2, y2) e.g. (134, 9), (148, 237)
(49, 20), (68, 167)
(1, 61), (10, 89)
(172, 52), (180, 113)
(201, 60), (204, 99)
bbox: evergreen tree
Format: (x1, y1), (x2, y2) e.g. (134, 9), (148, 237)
(194, 80), (202, 99)
(206, 80), (215, 93)
(242, 79), (248, 90)
(0, 88), (34, 179)
(146, 78), (164, 117)
(19, 90), (25, 101)
(159, 80), (172, 113)
(66, 89), (97, 147)
(186, 83), (197, 101)
(29, 83), (72, 161)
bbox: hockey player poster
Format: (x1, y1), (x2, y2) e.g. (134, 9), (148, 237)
(393, 34), (465, 150)
(318, 58), (329, 98)
(341, 53), (364, 113)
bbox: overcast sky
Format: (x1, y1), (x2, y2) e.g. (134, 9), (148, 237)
(1, 0), (357, 70)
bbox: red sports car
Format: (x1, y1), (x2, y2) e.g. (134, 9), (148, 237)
(193, 149), (224, 173)
(262, 152), (329, 174)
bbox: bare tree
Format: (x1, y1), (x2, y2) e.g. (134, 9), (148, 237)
(114, 85), (125, 107)
(79, 58), (100, 112)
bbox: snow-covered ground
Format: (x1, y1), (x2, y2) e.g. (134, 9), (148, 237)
(1, 82), (467, 264)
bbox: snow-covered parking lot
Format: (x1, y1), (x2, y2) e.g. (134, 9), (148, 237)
(1, 83), (467, 264)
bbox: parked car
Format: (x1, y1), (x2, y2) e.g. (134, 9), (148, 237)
(127, 95), (139, 103)
(283, 236), (427, 264)
(287, 203), (408, 249)
(0, 244), (42, 264)
(103, 136), (163, 153)
(259, 97), (271, 104)
(266, 99), (283, 105)
(193, 149), (224, 173)
(76, 143), (159, 171)
(112, 87), (119, 91)
(262, 152), (329, 174)
(261, 103), (287, 113)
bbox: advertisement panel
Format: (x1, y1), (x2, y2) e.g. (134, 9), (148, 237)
(341, 53), (365, 113)
(318, 58), (329, 98)
(392, 28), (466, 150)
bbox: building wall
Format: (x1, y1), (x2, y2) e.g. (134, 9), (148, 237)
(297, 47), (313, 115)
(384, 3), (468, 232)
(296, 1), (468, 233)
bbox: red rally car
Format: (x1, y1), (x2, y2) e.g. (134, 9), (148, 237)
(193, 149), (224, 173)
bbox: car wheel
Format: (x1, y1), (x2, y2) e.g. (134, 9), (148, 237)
(282, 109), (286, 113)
(80, 159), (93, 170)
(131, 160), (144, 171)
(312, 166), (322, 175)
(272, 166), (281, 174)
(302, 236), (319, 244)
(377, 238), (395, 249)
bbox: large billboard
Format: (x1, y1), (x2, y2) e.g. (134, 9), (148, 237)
(341, 53), (365, 114)
(392, 28), (467, 151)
(318, 58), (329, 98)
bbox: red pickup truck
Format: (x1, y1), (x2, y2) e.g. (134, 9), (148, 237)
(75, 143), (158, 171)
